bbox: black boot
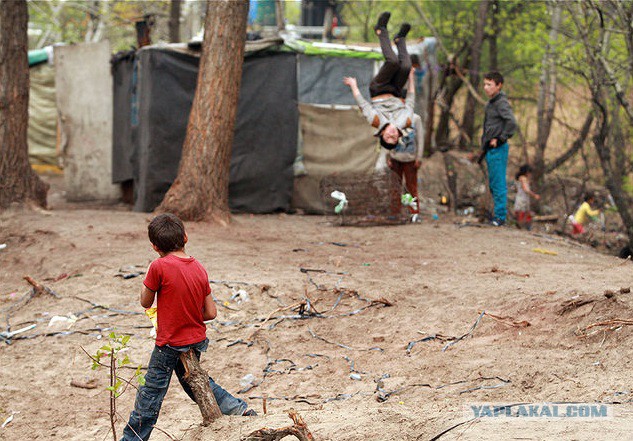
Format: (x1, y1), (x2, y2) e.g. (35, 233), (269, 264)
(393, 23), (411, 41)
(374, 11), (391, 32)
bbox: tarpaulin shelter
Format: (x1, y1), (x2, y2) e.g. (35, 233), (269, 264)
(111, 37), (437, 214)
(28, 47), (58, 166)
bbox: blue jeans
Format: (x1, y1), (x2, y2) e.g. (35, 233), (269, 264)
(121, 340), (247, 441)
(485, 143), (509, 222)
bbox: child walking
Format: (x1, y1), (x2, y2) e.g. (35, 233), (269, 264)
(121, 214), (255, 441)
(570, 191), (601, 235)
(513, 164), (540, 230)
(343, 11), (415, 150)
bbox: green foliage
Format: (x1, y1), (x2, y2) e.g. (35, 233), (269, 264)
(91, 332), (144, 398)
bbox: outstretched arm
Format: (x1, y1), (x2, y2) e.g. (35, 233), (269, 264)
(519, 176), (540, 200)
(344, 76), (379, 127)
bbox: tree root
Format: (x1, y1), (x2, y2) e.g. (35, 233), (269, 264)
(242, 408), (314, 441)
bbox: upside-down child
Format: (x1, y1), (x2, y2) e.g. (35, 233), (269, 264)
(121, 214), (255, 441)
(343, 11), (415, 150)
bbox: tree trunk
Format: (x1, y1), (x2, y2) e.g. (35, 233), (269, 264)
(488, 0), (499, 71)
(157, 0), (248, 223)
(592, 96), (633, 248)
(0, 0), (48, 209)
(460, 0), (490, 149)
(435, 61), (464, 148)
(169, 0), (182, 43)
(179, 350), (222, 425)
(544, 112), (593, 174)
(533, 0), (561, 189)
(275, 0), (286, 33)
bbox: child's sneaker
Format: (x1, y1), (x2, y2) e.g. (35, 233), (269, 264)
(374, 12), (391, 31)
(490, 218), (505, 227)
(411, 213), (421, 223)
(243, 409), (258, 417)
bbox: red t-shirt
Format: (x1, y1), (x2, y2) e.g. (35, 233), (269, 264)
(143, 254), (211, 347)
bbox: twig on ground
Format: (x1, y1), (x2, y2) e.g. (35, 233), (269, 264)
(482, 312), (530, 328)
(442, 311), (486, 352)
(308, 327), (383, 352)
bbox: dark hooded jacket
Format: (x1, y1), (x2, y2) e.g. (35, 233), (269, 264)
(481, 91), (517, 149)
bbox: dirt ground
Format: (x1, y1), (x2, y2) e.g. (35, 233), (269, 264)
(1, 174), (633, 441)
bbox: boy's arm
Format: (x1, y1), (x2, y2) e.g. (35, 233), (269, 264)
(344, 76), (379, 127)
(140, 285), (156, 309)
(497, 99), (518, 145)
(587, 205), (601, 217)
(202, 293), (217, 321)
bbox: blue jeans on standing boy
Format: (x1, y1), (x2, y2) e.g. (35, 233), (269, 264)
(485, 142), (509, 223)
(121, 339), (247, 441)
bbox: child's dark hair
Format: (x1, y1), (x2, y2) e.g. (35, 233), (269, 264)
(584, 191), (595, 202)
(515, 164), (532, 180)
(484, 71), (504, 85)
(148, 213), (186, 253)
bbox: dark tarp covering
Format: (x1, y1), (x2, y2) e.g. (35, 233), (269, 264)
(132, 49), (198, 212)
(111, 52), (135, 183)
(128, 48), (297, 213)
(230, 52), (298, 213)
(298, 54), (374, 105)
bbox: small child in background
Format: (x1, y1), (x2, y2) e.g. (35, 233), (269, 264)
(571, 191), (601, 235)
(513, 164), (540, 230)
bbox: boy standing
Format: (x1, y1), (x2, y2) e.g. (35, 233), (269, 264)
(343, 11), (415, 150)
(481, 71), (518, 226)
(121, 213), (255, 441)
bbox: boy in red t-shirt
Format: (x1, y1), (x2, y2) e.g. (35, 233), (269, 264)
(121, 214), (255, 441)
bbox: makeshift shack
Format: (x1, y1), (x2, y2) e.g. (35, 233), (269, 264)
(111, 37), (438, 214)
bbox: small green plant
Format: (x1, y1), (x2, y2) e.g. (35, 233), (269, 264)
(82, 332), (144, 441)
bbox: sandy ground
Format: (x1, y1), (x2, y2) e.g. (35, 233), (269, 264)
(1, 176), (633, 441)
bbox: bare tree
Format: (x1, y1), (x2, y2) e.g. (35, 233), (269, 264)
(157, 0), (248, 223)
(169, 0), (182, 43)
(567, 0), (633, 249)
(0, 0), (48, 209)
(460, 0), (490, 149)
(532, 0), (562, 189)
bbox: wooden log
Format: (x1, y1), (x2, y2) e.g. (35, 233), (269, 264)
(533, 215), (559, 222)
(179, 349), (222, 425)
(242, 409), (314, 441)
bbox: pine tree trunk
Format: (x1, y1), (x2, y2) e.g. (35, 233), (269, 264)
(157, 0), (248, 223)
(0, 0), (48, 209)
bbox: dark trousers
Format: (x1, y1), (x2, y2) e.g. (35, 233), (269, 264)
(369, 30), (411, 98)
(120, 344), (247, 441)
(389, 159), (419, 215)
